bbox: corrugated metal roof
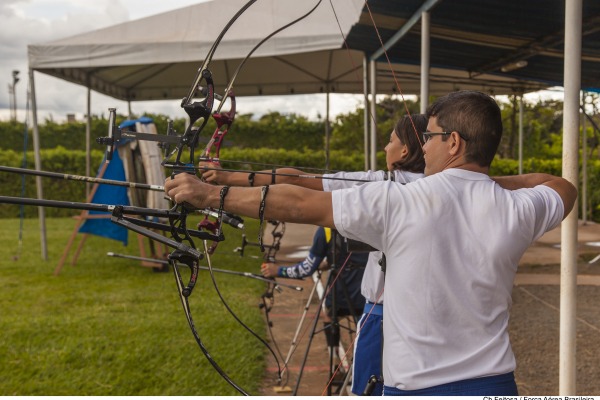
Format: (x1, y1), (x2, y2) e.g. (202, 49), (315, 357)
(346, 0), (600, 92)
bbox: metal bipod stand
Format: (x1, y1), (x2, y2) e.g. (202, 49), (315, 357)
(290, 230), (359, 396)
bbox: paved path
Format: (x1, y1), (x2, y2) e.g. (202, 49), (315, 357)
(519, 220), (600, 268)
(517, 220), (600, 286)
(260, 223), (356, 396)
(515, 273), (600, 285)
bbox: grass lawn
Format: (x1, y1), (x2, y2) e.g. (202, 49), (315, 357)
(0, 215), (269, 395)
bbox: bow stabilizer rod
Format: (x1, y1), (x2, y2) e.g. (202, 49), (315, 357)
(0, 165), (164, 192)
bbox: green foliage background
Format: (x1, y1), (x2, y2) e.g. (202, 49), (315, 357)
(1, 95), (599, 221)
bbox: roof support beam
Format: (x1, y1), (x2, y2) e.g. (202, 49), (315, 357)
(471, 12), (600, 77)
(369, 0), (443, 62)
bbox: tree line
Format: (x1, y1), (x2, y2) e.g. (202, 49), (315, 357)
(1, 95), (598, 160)
(1, 95), (599, 220)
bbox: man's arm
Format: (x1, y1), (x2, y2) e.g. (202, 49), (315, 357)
(492, 173), (577, 218)
(165, 172), (334, 227)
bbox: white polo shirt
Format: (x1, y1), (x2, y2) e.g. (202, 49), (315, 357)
(331, 168), (564, 390)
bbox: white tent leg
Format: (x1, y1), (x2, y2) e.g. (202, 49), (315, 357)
(519, 95), (524, 175)
(325, 89), (331, 170)
(581, 92), (587, 224)
(86, 84), (91, 197)
(420, 11), (430, 114)
(363, 55), (369, 171)
(369, 59), (377, 171)
(29, 68), (48, 260)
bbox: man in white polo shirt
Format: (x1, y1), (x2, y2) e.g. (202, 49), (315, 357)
(165, 90), (576, 396)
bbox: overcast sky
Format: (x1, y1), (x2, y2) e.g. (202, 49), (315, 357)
(0, 0), (566, 125)
(0, 0), (370, 124)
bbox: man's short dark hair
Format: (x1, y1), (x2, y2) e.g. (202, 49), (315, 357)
(426, 91), (503, 167)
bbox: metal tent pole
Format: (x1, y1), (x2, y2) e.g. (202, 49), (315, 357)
(559, 0), (582, 394)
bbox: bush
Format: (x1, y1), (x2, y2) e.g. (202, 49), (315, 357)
(2, 149), (599, 222)
(0, 148), (104, 218)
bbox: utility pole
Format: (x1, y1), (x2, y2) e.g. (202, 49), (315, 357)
(9, 70), (20, 121)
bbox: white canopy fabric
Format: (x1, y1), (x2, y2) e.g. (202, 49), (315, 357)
(27, 0), (547, 100)
(28, 0), (367, 100)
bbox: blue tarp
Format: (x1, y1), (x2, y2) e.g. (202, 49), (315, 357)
(77, 117), (154, 245)
(78, 147), (130, 245)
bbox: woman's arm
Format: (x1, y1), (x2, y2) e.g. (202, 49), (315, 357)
(200, 162), (324, 191)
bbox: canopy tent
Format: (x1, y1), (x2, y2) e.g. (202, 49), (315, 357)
(27, 0), (550, 101)
(28, 0), (366, 100)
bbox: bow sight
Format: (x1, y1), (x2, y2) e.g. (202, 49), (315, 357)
(96, 79), (221, 169)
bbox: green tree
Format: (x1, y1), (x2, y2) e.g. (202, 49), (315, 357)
(228, 112), (325, 151)
(499, 97), (564, 159)
(331, 96), (419, 153)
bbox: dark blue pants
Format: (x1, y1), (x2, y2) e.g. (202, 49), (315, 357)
(383, 372), (518, 396)
(352, 302), (383, 396)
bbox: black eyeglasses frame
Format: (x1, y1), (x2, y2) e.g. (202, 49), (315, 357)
(422, 131), (469, 143)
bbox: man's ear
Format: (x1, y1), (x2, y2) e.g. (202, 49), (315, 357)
(448, 131), (464, 156)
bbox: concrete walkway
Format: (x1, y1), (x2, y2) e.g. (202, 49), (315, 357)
(516, 220), (600, 285)
(514, 273), (600, 286)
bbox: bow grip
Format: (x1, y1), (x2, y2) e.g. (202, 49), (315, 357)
(181, 69), (215, 126)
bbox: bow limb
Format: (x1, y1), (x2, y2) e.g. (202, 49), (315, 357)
(190, 0), (327, 382)
(257, 220), (288, 375)
(177, 0), (263, 166)
(163, 199), (255, 393)
(215, 0), (325, 108)
(199, 0), (326, 167)
(201, 240), (284, 385)
(169, 0), (330, 392)
(198, 0), (324, 170)
(170, 0), (262, 168)
(171, 252), (250, 396)
(181, 0), (259, 108)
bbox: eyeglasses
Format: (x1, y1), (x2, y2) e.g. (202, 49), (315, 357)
(422, 131), (469, 143)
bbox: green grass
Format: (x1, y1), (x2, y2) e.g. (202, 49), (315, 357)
(0, 216), (269, 395)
